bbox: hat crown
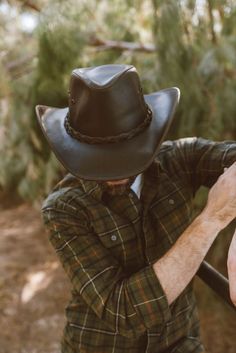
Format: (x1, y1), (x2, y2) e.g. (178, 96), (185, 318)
(68, 64), (149, 138)
(73, 64), (134, 87)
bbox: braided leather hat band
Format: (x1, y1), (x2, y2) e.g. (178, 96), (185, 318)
(64, 104), (153, 144)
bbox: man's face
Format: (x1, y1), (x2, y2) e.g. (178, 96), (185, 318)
(98, 176), (137, 196)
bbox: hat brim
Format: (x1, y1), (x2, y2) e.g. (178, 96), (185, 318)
(35, 87), (180, 181)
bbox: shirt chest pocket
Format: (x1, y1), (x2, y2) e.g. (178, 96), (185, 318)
(97, 226), (138, 249)
(98, 231), (122, 247)
(150, 181), (193, 244)
(95, 225), (141, 266)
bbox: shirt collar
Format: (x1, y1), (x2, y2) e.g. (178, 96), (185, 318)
(130, 174), (143, 198)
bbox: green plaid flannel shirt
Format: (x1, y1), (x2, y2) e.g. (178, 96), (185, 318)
(42, 137), (236, 353)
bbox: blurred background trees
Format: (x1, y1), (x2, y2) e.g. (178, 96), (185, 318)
(0, 1), (236, 352)
(1, 0), (235, 201)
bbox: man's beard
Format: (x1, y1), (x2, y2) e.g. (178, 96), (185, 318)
(98, 175), (137, 196)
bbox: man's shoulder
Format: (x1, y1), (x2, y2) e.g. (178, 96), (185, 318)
(157, 139), (175, 153)
(158, 137), (198, 153)
(156, 136), (212, 162)
(42, 173), (85, 212)
(155, 138), (187, 161)
(154, 137), (199, 175)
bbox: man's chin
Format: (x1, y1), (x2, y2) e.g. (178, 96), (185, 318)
(99, 175), (137, 196)
(104, 184), (131, 196)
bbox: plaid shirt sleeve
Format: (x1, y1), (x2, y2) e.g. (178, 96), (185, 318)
(42, 201), (172, 339)
(164, 137), (236, 193)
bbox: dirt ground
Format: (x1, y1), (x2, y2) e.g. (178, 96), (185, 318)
(0, 203), (235, 353)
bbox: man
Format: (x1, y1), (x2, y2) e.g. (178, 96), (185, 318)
(36, 64), (236, 353)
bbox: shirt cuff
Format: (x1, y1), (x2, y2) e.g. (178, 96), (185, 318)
(127, 265), (172, 329)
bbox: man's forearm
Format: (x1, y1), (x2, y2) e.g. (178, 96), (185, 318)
(153, 212), (222, 305)
(228, 228), (236, 306)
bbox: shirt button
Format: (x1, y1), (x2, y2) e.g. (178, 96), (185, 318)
(168, 199), (175, 205)
(111, 234), (117, 241)
(129, 192), (134, 198)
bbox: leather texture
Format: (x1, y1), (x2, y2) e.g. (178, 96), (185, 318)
(35, 64), (180, 180)
(68, 65), (146, 137)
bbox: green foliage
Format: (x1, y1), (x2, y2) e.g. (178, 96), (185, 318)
(152, 0), (236, 140)
(0, 0), (236, 202)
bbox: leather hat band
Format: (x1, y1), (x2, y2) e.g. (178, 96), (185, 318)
(64, 105), (153, 145)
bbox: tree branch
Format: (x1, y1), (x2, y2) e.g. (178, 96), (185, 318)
(207, 0), (217, 44)
(89, 36), (155, 53)
(4, 37), (154, 78)
(20, 0), (41, 12)
(5, 54), (36, 72)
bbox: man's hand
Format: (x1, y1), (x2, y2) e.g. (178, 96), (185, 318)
(201, 162), (236, 229)
(228, 228), (236, 306)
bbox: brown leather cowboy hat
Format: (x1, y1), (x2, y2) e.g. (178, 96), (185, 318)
(35, 64), (180, 180)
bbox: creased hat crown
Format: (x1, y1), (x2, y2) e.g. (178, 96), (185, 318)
(67, 64), (150, 138)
